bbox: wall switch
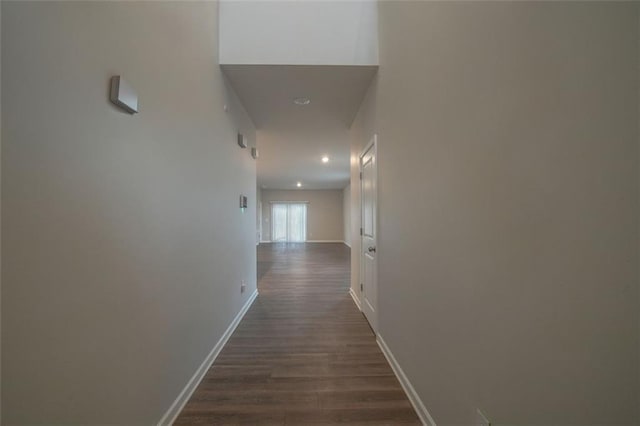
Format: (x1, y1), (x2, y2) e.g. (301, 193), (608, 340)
(241, 280), (246, 294)
(476, 409), (491, 426)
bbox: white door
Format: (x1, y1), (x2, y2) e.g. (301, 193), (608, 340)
(258, 201), (262, 244)
(360, 136), (377, 332)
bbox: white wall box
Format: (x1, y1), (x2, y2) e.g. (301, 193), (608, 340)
(237, 133), (247, 148)
(109, 75), (138, 114)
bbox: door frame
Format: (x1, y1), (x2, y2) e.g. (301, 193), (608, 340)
(359, 134), (378, 331)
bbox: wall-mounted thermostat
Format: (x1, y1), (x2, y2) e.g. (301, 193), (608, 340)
(237, 133), (247, 148)
(251, 147), (259, 159)
(110, 76), (138, 114)
(239, 195), (248, 209)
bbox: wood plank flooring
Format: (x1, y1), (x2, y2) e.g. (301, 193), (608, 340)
(175, 242), (421, 425)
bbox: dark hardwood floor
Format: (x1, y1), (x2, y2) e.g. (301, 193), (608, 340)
(175, 242), (421, 425)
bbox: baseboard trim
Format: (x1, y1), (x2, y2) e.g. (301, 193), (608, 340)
(343, 241), (351, 248)
(259, 240), (347, 244)
(157, 289), (259, 426)
(349, 288), (361, 311)
(377, 334), (436, 426)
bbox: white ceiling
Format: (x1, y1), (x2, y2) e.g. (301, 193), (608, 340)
(222, 65), (377, 190)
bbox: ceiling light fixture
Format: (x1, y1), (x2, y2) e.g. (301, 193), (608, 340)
(296, 182), (302, 187)
(293, 97), (311, 106)
(321, 156), (329, 163)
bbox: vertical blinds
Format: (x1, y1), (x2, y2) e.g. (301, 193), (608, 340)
(271, 203), (307, 242)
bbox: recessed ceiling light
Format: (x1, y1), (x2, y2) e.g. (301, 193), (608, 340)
(296, 182), (302, 187)
(293, 97), (311, 106)
(321, 156), (329, 163)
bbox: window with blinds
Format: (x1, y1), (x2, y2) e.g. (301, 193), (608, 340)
(271, 203), (307, 242)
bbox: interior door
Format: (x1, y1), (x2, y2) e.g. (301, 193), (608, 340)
(258, 201), (262, 244)
(360, 136), (377, 332)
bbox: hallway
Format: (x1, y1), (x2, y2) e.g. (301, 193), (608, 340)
(175, 243), (420, 425)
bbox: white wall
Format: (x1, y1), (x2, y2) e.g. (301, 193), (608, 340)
(2, 2), (257, 423)
(219, 0), (378, 66)
(351, 2), (639, 424)
(343, 185), (351, 247)
(261, 190), (344, 242)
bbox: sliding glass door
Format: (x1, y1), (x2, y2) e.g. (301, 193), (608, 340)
(271, 203), (307, 242)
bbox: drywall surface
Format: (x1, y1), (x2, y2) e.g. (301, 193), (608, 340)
(352, 1), (640, 424)
(2, 1), (257, 423)
(261, 190), (344, 242)
(219, 0), (378, 65)
(343, 185), (351, 247)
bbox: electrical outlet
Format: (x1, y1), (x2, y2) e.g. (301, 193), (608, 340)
(476, 409), (491, 426)
(240, 280), (246, 294)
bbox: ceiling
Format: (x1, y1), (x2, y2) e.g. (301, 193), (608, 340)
(222, 65), (377, 190)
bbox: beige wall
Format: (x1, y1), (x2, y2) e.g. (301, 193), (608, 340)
(261, 189), (344, 242)
(351, 2), (639, 424)
(2, 2), (257, 423)
(343, 185), (351, 247)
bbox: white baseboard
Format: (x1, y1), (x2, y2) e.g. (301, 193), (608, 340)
(377, 334), (436, 426)
(157, 289), (259, 426)
(260, 240), (347, 244)
(349, 288), (361, 311)
(344, 241), (351, 248)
